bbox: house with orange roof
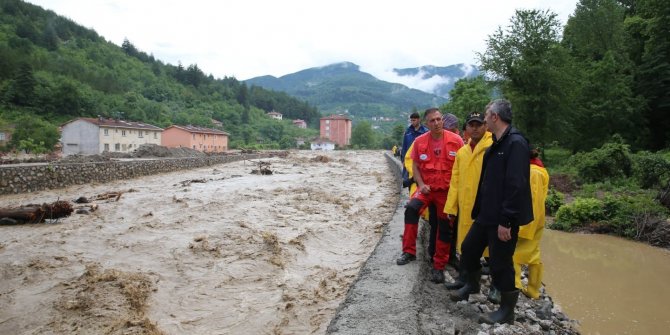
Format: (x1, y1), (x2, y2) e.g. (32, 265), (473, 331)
(162, 125), (229, 152)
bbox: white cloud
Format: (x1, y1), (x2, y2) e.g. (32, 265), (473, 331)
(27, 0), (577, 80)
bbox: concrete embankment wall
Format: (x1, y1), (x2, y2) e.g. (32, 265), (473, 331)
(0, 153), (272, 195)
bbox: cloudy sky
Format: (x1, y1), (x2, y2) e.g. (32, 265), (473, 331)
(27, 0), (577, 85)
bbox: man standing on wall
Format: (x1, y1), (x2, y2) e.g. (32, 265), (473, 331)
(449, 99), (533, 325)
(396, 108), (464, 284)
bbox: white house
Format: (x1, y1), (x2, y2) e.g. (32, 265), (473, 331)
(60, 117), (163, 156)
(310, 138), (335, 151)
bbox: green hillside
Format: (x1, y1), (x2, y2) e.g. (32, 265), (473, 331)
(0, 0), (319, 152)
(246, 62), (447, 120)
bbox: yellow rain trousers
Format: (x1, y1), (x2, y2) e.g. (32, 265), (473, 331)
(514, 163), (549, 298)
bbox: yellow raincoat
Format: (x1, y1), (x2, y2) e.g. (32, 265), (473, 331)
(514, 164), (549, 263)
(513, 163), (549, 298)
(443, 131), (493, 253)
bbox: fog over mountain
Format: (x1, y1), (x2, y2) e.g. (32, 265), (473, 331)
(372, 64), (480, 98)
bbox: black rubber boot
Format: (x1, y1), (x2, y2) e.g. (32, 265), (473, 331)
(449, 270), (480, 301)
(479, 289), (519, 325)
(487, 285), (501, 304)
(444, 269), (467, 290)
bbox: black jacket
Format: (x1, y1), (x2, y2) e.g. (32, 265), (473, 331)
(471, 126), (534, 227)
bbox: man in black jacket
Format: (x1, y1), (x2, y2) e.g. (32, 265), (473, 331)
(449, 99), (533, 325)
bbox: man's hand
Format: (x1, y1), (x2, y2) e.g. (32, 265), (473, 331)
(447, 214), (456, 225)
(498, 225), (511, 242)
(419, 184), (431, 195)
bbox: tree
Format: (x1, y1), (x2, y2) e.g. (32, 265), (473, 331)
(8, 63), (36, 106)
(440, 76), (492, 121)
(478, 9), (575, 147)
(10, 116), (59, 152)
(561, 0), (645, 150)
(350, 121), (377, 149)
(631, 0), (670, 149)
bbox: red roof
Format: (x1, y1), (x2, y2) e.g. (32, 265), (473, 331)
(167, 125), (230, 135)
(321, 114), (351, 121)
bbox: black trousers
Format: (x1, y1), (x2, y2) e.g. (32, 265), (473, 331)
(460, 221), (519, 291)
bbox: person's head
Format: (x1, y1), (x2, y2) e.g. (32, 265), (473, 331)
(409, 112), (421, 128)
(530, 144), (540, 159)
(442, 113), (459, 134)
(423, 108), (443, 135)
(484, 99), (512, 133)
(465, 111), (487, 143)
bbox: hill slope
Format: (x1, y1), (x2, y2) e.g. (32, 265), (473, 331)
(245, 62), (447, 120)
(392, 64), (480, 98)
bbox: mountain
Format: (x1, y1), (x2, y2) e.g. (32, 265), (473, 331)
(245, 62), (447, 120)
(392, 64), (480, 98)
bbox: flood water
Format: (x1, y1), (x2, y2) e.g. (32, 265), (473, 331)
(542, 229), (670, 335)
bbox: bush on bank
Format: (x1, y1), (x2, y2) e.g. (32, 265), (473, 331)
(546, 138), (670, 246)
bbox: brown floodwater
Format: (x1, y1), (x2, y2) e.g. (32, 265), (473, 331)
(542, 229), (670, 335)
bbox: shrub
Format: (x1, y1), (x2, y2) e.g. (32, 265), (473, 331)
(601, 193), (669, 239)
(632, 151), (670, 189)
(553, 198), (605, 231)
(545, 187), (564, 215)
(570, 135), (632, 183)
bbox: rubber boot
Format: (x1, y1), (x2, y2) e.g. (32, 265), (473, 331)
(449, 269), (480, 301)
(445, 269), (466, 290)
(513, 262), (523, 290)
(479, 289), (519, 325)
(523, 263), (544, 299)
(487, 285), (501, 304)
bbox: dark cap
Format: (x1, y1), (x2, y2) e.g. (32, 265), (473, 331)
(466, 112), (485, 124)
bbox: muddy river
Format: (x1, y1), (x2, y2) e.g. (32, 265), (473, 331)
(542, 229), (670, 335)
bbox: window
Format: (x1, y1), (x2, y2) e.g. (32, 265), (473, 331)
(104, 129), (109, 136)
(138, 131), (143, 138)
(104, 143), (109, 151)
(154, 132), (157, 139)
(122, 130), (126, 136)
(326, 120), (330, 124)
(193, 134), (195, 140)
(326, 126), (330, 131)
(115, 143), (120, 151)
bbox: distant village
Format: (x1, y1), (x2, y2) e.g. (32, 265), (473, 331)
(0, 111), (353, 157)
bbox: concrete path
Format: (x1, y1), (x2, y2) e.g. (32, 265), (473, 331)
(327, 153), (456, 335)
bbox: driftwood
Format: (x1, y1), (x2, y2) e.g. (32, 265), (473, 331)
(94, 191), (123, 201)
(251, 161), (273, 175)
(0, 201), (73, 224)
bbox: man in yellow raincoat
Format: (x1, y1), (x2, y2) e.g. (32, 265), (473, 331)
(443, 111), (493, 289)
(513, 147), (549, 299)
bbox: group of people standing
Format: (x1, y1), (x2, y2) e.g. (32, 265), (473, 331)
(396, 99), (550, 325)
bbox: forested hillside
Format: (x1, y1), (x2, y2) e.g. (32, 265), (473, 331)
(0, 0), (320, 152)
(245, 62), (447, 120)
(443, 0), (669, 152)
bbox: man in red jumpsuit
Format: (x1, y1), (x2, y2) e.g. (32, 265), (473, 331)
(396, 108), (464, 283)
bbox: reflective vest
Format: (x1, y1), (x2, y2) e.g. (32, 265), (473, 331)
(413, 130), (463, 191)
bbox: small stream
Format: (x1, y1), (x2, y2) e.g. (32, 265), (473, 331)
(542, 229), (670, 334)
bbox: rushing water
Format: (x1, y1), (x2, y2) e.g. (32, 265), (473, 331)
(541, 229), (670, 335)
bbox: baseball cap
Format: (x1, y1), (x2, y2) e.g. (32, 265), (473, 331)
(466, 112), (485, 124)
(442, 113), (459, 130)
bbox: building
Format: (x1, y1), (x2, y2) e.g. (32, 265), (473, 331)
(60, 117), (163, 156)
(310, 138), (335, 151)
(319, 114), (351, 147)
(162, 125), (229, 152)
(0, 126), (12, 147)
(292, 119), (307, 128)
(267, 110), (283, 120)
